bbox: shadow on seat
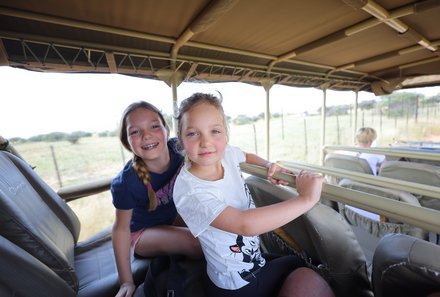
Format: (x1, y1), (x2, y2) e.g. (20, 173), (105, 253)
(372, 233), (440, 297)
(0, 151), (149, 297)
(379, 160), (440, 211)
(245, 175), (372, 297)
(337, 179), (429, 270)
(324, 152), (373, 185)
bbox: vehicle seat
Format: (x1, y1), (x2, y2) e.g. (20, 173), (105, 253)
(372, 233), (440, 297)
(0, 151), (149, 297)
(246, 175), (372, 297)
(379, 160), (440, 211)
(324, 152), (373, 184)
(337, 179), (429, 268)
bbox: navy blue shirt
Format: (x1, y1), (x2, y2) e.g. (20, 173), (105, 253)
(111, 138), (184, 232)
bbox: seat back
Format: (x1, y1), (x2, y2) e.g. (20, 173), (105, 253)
(372, 233), (440, 297)
(379, 160), (440, 210)
(0, 150), (150, 297)
(0, 234), (76, 296)
(246, 175), (372, 297)
(338, 179), (428, 267)
(324, 152), (373, 184)
(0, 151), (81, 292)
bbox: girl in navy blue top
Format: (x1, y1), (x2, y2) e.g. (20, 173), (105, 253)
(111, 101), (201, 297)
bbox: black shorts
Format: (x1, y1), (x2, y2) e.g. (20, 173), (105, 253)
(204, 253), (306, 297)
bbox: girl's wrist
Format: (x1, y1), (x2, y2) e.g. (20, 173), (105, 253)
(264, 161), (272, 169)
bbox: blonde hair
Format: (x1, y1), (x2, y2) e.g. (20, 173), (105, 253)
(176, 92), (228, 146)
(355, 127), (377, 145)
(119, 101), (169, 211)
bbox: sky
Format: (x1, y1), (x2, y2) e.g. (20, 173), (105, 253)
(2, 66), (440, 139)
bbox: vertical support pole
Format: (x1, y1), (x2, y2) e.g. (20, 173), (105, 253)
(260, 79), (274, 160)
(320, 89), (327, 165)
(172, 79), (178, 136)
(352, 91), (359, 143)
(156, 69), (183, 136)
(253, 124), (258, 155)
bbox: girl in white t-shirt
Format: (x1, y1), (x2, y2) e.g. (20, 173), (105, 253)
(173, 93), (335, 297)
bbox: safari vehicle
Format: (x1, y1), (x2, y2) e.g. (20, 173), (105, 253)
(1, 0), (440, 296)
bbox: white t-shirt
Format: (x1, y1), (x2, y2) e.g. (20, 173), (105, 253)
(173, 145), (266, 290)
(336, 150), (385, 175)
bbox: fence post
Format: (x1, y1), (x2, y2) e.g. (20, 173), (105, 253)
(50, 145), (63, 188)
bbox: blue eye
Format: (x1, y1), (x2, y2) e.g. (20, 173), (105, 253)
(186, 131), (197, 137)
(129, 130), (140, 136)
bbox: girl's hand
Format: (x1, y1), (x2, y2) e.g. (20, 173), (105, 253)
(115, 282), (136, 297)
(266, 162), (294, 185)
(295, 170), (324, 205)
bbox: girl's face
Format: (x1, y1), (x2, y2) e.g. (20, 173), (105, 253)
(126, 107), (169, 166)
(180, 103), (227, 169)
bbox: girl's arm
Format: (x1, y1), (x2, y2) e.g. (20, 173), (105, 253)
(112, 209), (136, 297)
(245, 152), (293, 185)
(211, 171), (323, 236)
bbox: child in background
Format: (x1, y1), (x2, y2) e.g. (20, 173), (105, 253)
(111, 101), (201, 297)
(338, 127), (385, 175)
(354, 127), (385, 175)
(173, 93), (334, 297)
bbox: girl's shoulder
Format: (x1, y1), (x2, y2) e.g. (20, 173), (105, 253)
(111, 160), (136, 188)
(224, 144), (245, 163)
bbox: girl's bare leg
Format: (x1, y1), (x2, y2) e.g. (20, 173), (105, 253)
(278, 267), (335, 297)
(134, 225), (202, 259)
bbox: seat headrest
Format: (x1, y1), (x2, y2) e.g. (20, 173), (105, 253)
(0, 151), (80, 291)
(379, 160), (440, 186)
(372, 233), (440, 297)
(379, 160), (440, 210)
(324, 152), (373, 175)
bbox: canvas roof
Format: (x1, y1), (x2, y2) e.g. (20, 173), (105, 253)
(1, 0), (439, 94)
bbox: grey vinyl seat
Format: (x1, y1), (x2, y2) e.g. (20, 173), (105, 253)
(324, 152), (373, 184)
(372, 233), (440, 297)
(379, 160), (440, 211)
(0, 151), (149, 297)
(337, 179), (429, 268)
(246, 175), (372, 297)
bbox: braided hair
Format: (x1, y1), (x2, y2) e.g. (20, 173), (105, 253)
(119, 101), (169, 211)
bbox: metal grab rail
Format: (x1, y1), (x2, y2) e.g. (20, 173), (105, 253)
(240, 163), (440, 234)
(323, 145), (440, 162)
(57, 177), (112, 202)
(279, 160), (440, 200)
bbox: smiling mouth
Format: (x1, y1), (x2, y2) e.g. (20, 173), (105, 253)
(142, 143), (159, 150)
(199, 151), (214, 156)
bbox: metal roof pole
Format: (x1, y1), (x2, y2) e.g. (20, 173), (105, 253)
(353, 91), (359, 143)
(320, 89), (327, 165)
(156, 69), (183, 135)
(261, 79), (275, 160)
